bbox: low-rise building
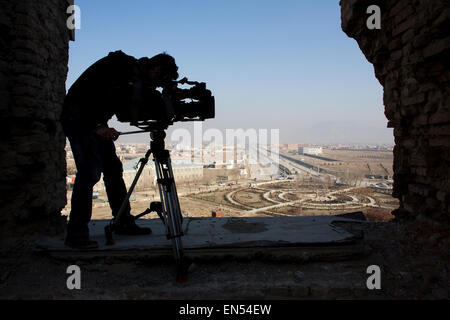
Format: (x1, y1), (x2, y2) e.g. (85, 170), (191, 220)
(299, 146), (323, 155)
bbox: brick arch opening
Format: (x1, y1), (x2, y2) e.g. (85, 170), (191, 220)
(1, 0), (449, 241)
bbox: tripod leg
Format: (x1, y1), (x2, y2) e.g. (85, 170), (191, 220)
(165, 161), (185, 264)
(105, 150), (151, 245)
(153, 153), (186, 271)
(113, 150), (151, 225)
(104, 224), (114, 245)
(150, 130), (189, 282)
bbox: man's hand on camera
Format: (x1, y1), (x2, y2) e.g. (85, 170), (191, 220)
(95, 127), (120, 141)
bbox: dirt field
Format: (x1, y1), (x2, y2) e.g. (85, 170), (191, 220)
(285, 149), (394, 178)
(82, 180), (399, 222)
(232, 189), (273, 208)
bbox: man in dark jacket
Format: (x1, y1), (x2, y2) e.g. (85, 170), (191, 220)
(62, 50), (179, 249)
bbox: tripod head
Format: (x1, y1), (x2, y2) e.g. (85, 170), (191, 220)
(117, 124), (169, 158)
(130, 120), (169, 132)
(118, 121), (168, 138)
(149, 129), (167, 156)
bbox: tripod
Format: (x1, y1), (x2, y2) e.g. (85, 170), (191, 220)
(104, 129), (190, 282)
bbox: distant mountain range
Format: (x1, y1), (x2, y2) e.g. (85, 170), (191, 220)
(289, 121), (394, 145)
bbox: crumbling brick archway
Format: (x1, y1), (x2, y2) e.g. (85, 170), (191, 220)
(1, 0), (449, 239)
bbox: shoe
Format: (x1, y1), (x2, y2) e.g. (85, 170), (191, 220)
(65, 237), (99, 249)
(115, 222), (152, 236)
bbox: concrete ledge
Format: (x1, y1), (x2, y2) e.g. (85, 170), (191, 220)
(35, 216), (367, 261)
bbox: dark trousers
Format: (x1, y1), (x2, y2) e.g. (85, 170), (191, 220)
(63, 116), (131, 240)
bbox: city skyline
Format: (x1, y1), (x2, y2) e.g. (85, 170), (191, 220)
(67, 0), (393, 145)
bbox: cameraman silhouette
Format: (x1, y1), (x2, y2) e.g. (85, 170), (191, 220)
(62, 51), (179, 249)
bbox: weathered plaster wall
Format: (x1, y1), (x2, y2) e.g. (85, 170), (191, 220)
(341, 0), (450, 222)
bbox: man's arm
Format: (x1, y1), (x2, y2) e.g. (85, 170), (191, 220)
(95, 123), (120, 141)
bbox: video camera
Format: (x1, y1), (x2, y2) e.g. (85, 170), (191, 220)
(116, 77), (215, 130)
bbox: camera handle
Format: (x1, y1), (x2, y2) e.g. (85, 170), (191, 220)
(104, 129), (190, 282)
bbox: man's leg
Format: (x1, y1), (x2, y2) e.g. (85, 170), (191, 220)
(99, 139), (151, 235)
(98, 139), (132, 223)
(66, 131), (102, 242)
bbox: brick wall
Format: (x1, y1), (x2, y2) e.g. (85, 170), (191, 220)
(0, 0), (70, 232)
(340, 0), (450, 222)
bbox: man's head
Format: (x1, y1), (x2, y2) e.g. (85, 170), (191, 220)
(137, 53), (179, 86)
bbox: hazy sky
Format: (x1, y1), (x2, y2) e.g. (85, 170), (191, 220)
(67, 0), (393, 145)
